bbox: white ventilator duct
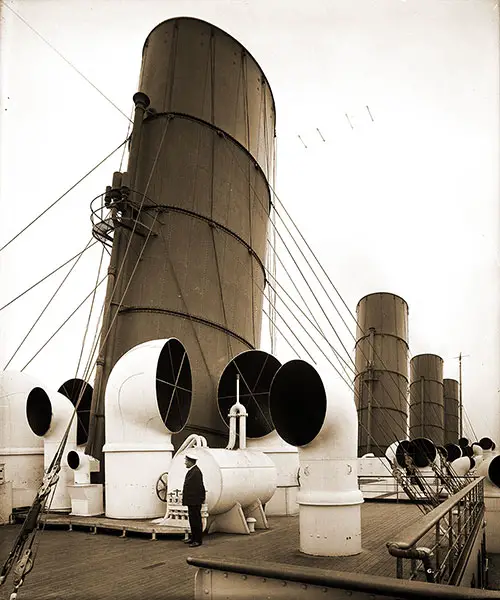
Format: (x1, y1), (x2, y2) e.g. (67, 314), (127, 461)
(449, 456), (475, 477)
(269, 360), (363, 557)
(67, 450), (100, 485)
(476, 453), (500, 488)
(0, 371), (45, 508)
(217, 350), (299, 516)
(103, 338), (192, 519)
(66, 449), (103, 516)
(26, 386), (77, 511)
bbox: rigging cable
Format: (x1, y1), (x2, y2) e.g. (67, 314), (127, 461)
(2, 1), (132, 124)
(227, 135), (412, 426)
(74, 242), (107, 379)
(0, 240), (98, 312)
(0, 138), (128, 254)
(3, 237), (96, 370)
(226, 139), (419, 449)
(20, 274), (109, 371)
(223, 136), (431, 452)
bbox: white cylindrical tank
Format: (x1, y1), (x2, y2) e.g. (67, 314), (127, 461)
(0, 371), (44, 508)
(167, 448), (276, 515)
(103, 338), (192, 519)
(26, 386), (77, 511)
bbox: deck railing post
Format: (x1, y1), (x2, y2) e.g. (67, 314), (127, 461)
(435, 519), (441, 582)
(397, 556), (403, 579)
(448, 508), (454, 576)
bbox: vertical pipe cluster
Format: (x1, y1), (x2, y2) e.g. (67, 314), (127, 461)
(443, 378), (459, 444)
(354, 293), (409, 457)
(88, 17), (276, 454)
(409, 354), (445, 446)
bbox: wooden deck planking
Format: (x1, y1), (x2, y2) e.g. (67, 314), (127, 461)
(0, 502), (422, 600)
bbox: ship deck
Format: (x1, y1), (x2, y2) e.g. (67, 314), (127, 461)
(0, 502), (499, 599)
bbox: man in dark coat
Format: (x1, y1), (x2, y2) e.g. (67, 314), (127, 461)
(182, 453), (206, 547)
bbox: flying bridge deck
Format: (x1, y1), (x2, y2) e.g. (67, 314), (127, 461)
(0, 501), (474, 600)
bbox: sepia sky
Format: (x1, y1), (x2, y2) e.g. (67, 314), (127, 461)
(0, 0), (499, 440)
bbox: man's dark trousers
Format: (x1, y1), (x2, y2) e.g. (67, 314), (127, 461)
(187, 505), (202, 544)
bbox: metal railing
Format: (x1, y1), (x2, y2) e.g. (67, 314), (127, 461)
(359, 474), (446, 502)
(387, 477), (485, 584)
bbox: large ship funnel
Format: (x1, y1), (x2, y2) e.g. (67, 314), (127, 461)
(269, 360), (363, 557)
(217, 350), (299, 516)
(103, 338), (192, 519)
(0, 371), (44, 508)
(409, 354), (445, 446)
(88, 16), (276, 456)
(354, 293), (409, 457)
(26, 386), (77, 511)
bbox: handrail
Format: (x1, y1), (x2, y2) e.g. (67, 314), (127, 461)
(387, 477), (484, 550)
(187, 556), (500, 599)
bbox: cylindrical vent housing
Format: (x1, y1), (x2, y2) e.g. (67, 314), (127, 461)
(94, 17), (276, 450)
(409, 354), (445, 446)
(443, 378), (459, 445)
(354, 293), (409, 457)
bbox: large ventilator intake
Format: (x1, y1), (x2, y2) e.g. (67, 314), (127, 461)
(217, 350), (299, 516)
(269, 360), (363, 557)
(103, 338), (192, 519)
(58, 379), (93, 446)
(88, 17), (275, 455)
(443, 378), (459, 445)
(409, 354), (445, 446)
(26, 386), (77, 511)
(0, 371), (44, 508)
(354, 293), (409, 457)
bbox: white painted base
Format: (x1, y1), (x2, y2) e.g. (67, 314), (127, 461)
(68, 484), (104, 516)
(0, 481), (13, 524)
(104, 448), (172, 519)
(1, 452), (44, 508)
(299, 504), (362, 556)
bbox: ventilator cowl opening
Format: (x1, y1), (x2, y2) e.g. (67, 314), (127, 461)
(26, 387), (52, 436)
(444, 443), (462, 462)
(156, 338), (192, 433)
(58, 379), (93, 445)
(479, 437), (495, 451)
(218, 350), (281, 439)
(408, 438), (436, 468)
(269, 360), (326, 447)
(488, 456), (500, 487)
